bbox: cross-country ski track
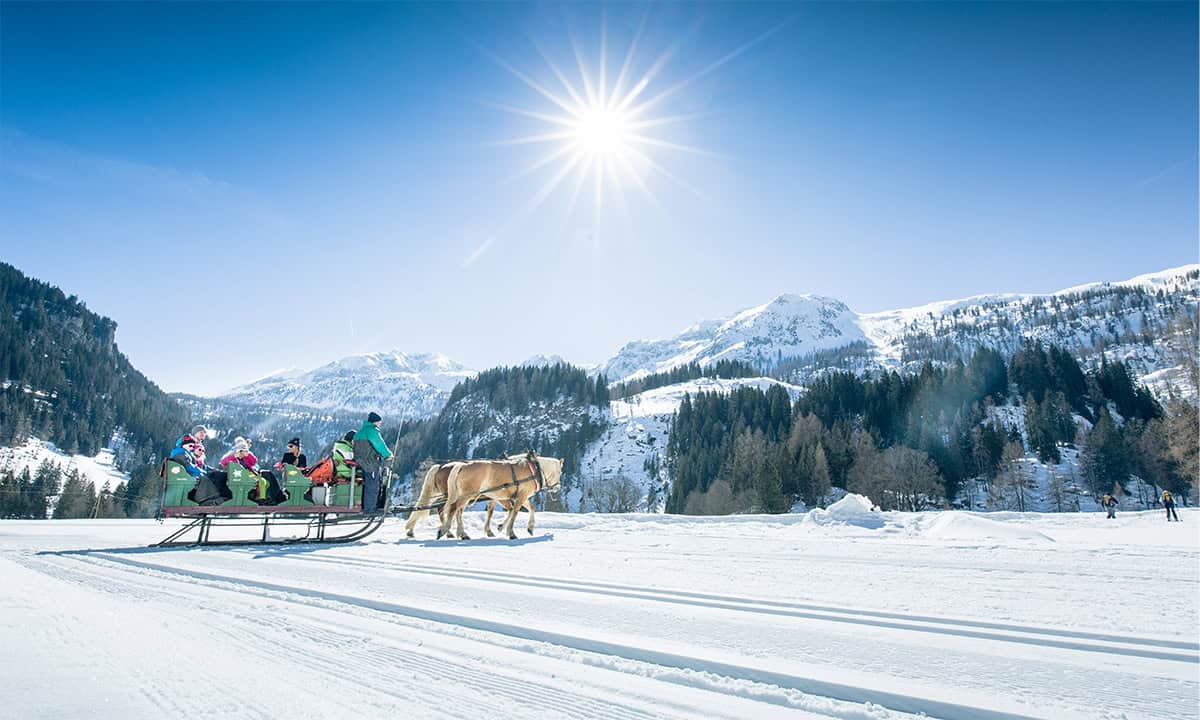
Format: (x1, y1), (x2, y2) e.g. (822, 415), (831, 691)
(2, 507), (1196, 720)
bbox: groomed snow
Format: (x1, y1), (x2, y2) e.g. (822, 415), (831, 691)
(1, 508), (1196, 719)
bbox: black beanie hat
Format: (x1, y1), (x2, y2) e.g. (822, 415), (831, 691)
(288, 437), (301, 447)
(367, 412), (382, 423)
(343, 430), (356, 442)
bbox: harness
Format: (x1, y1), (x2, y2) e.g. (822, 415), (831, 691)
(398, 456), (551, 514)
(502, 457), (546, 495)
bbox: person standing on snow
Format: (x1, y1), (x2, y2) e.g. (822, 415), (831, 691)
(1101, 493), (1118, 519)
(1163, 490), (1180, 522)
(353, 412), (392, 512)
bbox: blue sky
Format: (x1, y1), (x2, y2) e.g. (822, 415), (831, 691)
(2, 1), (1196, 395)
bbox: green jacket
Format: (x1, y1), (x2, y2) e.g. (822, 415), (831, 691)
(355, 421), (393, 460)
(332, 439), (354, 479)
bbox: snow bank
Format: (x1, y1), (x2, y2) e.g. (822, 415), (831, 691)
(803, 493), (885, 529)
(924, 512), (1054, 544)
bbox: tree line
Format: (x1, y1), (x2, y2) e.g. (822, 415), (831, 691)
(0, 460), (130, 519)
(666, 342), (1197, 514)
(610, 360), (758, 399)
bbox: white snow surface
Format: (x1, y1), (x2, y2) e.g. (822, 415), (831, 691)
(2, 509), (1196, 720)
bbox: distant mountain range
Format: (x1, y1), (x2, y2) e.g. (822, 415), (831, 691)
(603, 265), (1199, 388)
(214, 264), (1197, 420)
(218, 351), (477, 421)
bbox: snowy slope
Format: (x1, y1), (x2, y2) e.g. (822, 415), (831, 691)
(603, 265), (1200, 392)
(2, 510), (1196, 720)
(575, 377), (805, 510)
(0, 438), (128, 492)
(219, 351), (477, 420)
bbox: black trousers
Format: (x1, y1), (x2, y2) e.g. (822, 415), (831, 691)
(361, 467), (381, 512)
(1166, 504), (1179, 521)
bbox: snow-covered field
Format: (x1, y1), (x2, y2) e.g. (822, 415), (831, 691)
(2, 505), (1197, 720)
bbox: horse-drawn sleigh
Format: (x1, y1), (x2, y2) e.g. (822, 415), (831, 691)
(153, 451), (562, 547)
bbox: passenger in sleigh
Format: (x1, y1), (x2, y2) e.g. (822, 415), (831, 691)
(221, 437), (286, 505)
(276, 437), (307, 471)
(170, 434), (205, 479)
(169, 429), (228, 505)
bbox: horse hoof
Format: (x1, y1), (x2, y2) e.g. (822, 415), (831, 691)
(459, 534), (471, 541)
(436, 530), (445, 540)
(508, 534), (517, 540)
(527, 529), (533, 536)
(406, 530), (414, 538)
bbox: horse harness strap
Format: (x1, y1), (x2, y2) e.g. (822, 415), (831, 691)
(477, 460), (543, 497)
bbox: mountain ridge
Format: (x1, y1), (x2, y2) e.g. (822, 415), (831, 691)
(213, 263), (1199, 418)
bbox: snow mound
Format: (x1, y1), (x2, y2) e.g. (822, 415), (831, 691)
(804, 493), (885, 529)
(924, 513), (1054, 544)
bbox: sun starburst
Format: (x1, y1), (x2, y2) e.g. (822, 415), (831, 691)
(489, 20), (717, 220)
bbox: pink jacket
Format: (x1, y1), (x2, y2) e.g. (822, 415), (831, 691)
(220, 451), (258, 471)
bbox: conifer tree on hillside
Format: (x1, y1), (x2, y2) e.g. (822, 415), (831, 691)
(1079, 410), (1131, 497)
(0, 262), (188, 477)
(53, 468), (94, 519)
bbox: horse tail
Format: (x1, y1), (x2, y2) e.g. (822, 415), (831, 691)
(446, 462), (465, 507)
(405, 463), (441, 533)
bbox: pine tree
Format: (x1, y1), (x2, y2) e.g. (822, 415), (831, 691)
(1080, 410), (1131, 497)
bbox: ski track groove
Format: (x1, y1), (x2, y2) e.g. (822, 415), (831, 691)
(52, 550), (1077, 720)
(271, 552), (1200, 660)
(20, 553), (706, 720)
(556, 542), (1178, 585)
(12, 556), (294, 720)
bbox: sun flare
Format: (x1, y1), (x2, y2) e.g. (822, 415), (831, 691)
(487, 20), (724, 218)
(574, 105), (633, 157)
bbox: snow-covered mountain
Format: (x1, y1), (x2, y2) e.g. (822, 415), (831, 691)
(520, 354), (570, 367)
(219, 351), (477, 420)
(602, 294), (864, 382)
(603, 265), (1200, 394)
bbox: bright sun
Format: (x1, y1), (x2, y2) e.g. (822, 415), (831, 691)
(574, 106), (632, 157)
(488, 20), (722, 218)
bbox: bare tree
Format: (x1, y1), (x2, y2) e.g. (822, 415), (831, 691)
(591, 474), (641, 513)
(995, 441), (1030, 511)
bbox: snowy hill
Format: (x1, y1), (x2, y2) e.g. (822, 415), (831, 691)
(603, 265), (1200, 397)
(577, 377), (804, 511)
(219, 351), (477, 420)
(0, 438), (129, 495)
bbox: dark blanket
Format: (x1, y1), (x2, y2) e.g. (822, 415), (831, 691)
(188, 471), (231, 506)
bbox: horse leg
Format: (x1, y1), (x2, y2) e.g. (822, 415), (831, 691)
(484, 501), (496, 538)
(503, 495), (522, 540)
(437, 499), (458, 539)
(524, 498), (535, 535)
(455, 504), (470, 540)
